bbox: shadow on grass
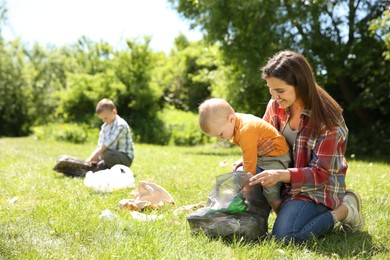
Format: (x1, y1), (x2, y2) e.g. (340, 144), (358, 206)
(201, 230), (388, 258)
(305, 231), (389, 258)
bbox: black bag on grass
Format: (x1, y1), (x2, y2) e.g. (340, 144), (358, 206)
(53, 155), (96, 177)
(187, 171), (271, 241)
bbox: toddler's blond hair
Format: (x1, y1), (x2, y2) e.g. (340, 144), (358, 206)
(198, 98), (235, 134)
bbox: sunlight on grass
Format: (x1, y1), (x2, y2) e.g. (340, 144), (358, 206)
(0, 137), (389, 259)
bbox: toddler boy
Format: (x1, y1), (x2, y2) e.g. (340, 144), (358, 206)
(199, 98), (290, 213)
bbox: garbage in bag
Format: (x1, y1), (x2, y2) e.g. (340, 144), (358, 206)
(53, 155), (96, 177)
(187, 171), (271, 241)
(207, 172), (250, 214)
(84, 164), (135, 192)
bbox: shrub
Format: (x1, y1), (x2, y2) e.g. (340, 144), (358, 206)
(160, 107), (212, 146)
(347, 121), (390, 159)
(130, 116), (171, 145)
(32, 123), (91, 144)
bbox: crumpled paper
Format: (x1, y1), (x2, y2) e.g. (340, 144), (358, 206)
(119, 181), (174, 211)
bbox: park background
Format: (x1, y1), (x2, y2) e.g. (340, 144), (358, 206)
(1, 0), (390, 259)
(0, 0), (389, 158)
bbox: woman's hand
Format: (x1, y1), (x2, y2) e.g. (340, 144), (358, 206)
(249, 169), (291, 187)
(257, 138), (274, 156)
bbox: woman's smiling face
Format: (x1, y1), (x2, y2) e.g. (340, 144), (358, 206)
(266, 77), (297, 109)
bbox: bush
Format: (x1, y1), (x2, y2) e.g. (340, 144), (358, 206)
(347, 121), (390, 160)
(130, 115), (170, 145)
(160, 107), (212, 146)
(32, 123), (93, 144)
(32, 108), (214, 147)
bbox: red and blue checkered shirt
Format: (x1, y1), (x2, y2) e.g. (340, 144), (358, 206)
(263, 100), (348, 209)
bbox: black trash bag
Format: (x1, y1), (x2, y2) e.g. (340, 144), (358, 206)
(53, 155), (97, 177)
(187, 171), (271, 241)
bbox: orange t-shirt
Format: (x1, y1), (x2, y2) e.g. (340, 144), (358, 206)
(231, 113), (289, 175)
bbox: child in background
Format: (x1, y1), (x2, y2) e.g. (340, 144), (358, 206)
(87, 98), (134, 170)
(198, 98), (290, 213)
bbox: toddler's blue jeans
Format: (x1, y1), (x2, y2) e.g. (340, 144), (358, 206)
(272, 199), (335, 243)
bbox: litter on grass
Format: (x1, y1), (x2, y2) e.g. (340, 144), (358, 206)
(119, 181), (174, 211)
(8, 196), (18, 204)
(130, 211), (163, 222)
(219, 160), (229, 167)
(99, 209), (117, 220)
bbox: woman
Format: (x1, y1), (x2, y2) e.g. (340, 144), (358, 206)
(244, 50), (363, 243)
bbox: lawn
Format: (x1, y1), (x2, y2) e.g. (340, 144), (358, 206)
(1, 137), (389, 259)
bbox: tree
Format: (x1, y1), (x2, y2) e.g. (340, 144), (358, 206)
(370, 9), (390, 60)
(69, 36), (113, 75)
(154, 34), (235, 112)
(170, 0), (390, 155)
(55, 37), (117, 124)
(155, 35), (211, 112)
(56, 37), (168, 144)
(0, 4), (29, 135)
(113, 37), (168, 144)
(0, 38), (32, 136)
(23, 44), (74, 125)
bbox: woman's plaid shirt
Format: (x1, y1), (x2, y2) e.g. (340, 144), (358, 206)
(263, 100), (348, 209)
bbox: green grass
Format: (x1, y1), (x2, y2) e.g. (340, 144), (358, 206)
(1, 137), (389, 259)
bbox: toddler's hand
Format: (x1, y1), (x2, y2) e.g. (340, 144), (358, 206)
(232, 158), (243, 171)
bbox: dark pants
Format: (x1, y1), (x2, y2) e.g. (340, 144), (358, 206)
(97, 149), (133, 170)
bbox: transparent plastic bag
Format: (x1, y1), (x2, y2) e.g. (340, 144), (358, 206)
(207, 171), (250, 214)
(187, 171), (271, 241)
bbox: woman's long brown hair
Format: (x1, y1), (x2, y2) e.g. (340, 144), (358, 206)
(261, 50), (343, 134)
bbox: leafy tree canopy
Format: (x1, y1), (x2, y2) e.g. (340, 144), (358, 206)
(169, 0), (390, 154)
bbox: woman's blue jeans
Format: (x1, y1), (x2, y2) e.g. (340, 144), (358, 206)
(272, 199), (335, 243)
